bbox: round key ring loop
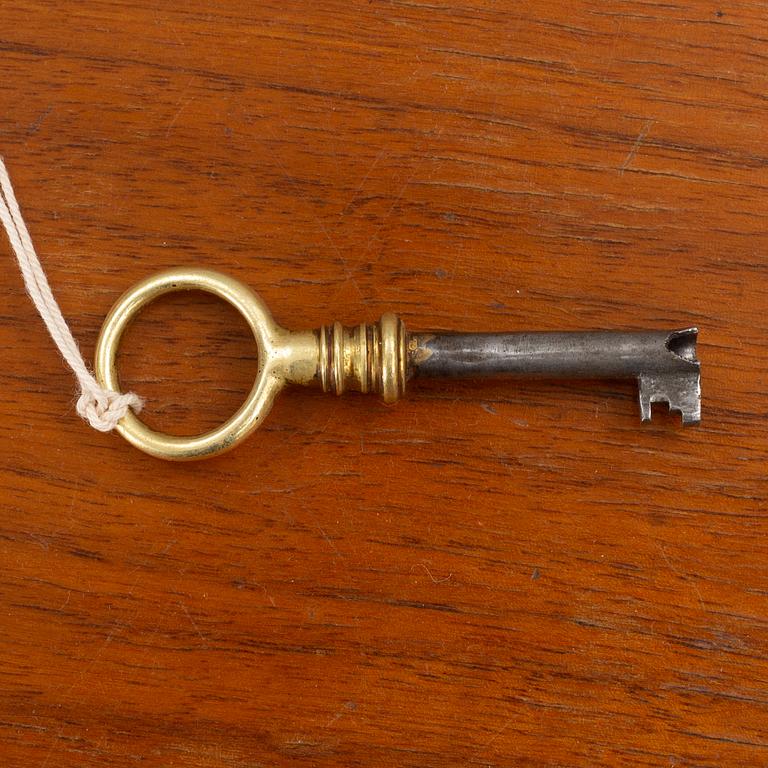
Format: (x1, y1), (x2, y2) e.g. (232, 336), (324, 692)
(94, 268), (286, 461)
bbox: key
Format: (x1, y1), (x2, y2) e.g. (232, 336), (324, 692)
(94, 268), (701, 460)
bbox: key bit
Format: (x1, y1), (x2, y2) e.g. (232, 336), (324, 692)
(94, 268), (701, 460)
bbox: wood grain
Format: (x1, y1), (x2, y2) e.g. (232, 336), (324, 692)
(1, 1), (767, 765)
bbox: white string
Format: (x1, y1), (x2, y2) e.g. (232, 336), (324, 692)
(0, 157), (142, 432)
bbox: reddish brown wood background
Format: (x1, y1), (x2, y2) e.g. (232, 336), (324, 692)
(1, 2), (767, 766)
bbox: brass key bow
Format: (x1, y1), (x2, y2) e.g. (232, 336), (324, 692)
(95, 267), (701, 461)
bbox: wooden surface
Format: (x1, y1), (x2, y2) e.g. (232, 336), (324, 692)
(1, 2), (767, 765)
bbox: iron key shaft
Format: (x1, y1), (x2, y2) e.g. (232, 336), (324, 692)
(409, 328), (701, 424)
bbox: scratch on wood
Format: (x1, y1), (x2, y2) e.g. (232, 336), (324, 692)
(620, 119), (655, 174)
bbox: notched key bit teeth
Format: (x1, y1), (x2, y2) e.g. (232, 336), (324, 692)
(638, 328), (701, 425)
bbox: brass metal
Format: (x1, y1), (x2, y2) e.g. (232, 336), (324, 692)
(317, 314), (406, 403)
(94, 267), (407, 461)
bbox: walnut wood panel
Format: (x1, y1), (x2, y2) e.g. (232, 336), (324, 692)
(1, 2), (767, 766)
